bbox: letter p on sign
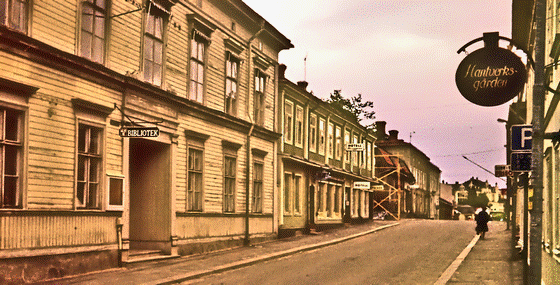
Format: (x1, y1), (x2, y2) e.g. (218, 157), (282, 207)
(511, 125), (532, 151)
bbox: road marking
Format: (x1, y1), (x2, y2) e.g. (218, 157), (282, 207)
(434, 234), (480, 285)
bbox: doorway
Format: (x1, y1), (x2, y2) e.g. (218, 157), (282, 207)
(128, 138), (171, 252)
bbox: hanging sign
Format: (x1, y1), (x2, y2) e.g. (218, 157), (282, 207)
(119, 127), (160, 138)
(455, 47), (527, 107)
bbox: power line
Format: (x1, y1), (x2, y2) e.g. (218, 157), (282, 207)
(462, 155), (506, 182)
(435, 148), (503, 158)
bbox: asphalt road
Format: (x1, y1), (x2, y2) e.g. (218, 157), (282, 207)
(181, 219), (475, 285)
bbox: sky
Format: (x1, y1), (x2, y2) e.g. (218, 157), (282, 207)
(243, 0), (513, 188)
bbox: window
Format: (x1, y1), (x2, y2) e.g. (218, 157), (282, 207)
(224, 155), (236, 212)
(144, 4), (165, 86)
(367, 141), (372, 171)
(353, 134), (358, 166)
(188, 147), (203, 211)
(252, 161), (263, 213)
(0, 0), (28, 33)
(309, 113), (317, 153)
(327, 184), (333, 217)
(225, 53), (239, 115)
(107, 175), (124, 210)
(335, 126), (342, 160)
(284, 100), (293, 145)
(284, 173), (291, 214)
(254, 69), (266, 126)
(334, 186), (341, 215)
(318, 118), (325, 155)
(77, 124), (102, 208)
(294, 175), (301, 214)
(1, 107), (23, 208)
(327, 122), (334, 158)
(295, 106), (303, 148)
(344, 129), (350, 163)
(80, 0), (106, 64)
(190, 33), (206, 103)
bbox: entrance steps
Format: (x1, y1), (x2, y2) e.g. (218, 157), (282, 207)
(123, 249), (179, 265)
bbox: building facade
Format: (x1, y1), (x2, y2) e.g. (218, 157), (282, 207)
(375, 122), (441, 219)
(512, 0), (560, 282)
(278, 65), (376, 234)
(0, 0), (292, 282)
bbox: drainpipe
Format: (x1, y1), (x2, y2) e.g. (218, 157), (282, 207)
(244, 21), (265, 246)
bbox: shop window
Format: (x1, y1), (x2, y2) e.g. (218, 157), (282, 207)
(284, 173), (291, 214)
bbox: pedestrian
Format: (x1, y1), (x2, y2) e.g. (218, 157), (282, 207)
(475, 206), (491, 239)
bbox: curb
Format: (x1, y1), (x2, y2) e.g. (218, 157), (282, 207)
(150, 222), (400, 285)
(433, 233), (480, 285)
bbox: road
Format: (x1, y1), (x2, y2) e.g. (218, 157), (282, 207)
(181, 219), (475, 285)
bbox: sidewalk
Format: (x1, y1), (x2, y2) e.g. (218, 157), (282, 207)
(446, 221), (523, 285)
(36, 220), (399, 285)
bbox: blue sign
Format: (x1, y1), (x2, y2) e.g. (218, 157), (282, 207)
(511, 125), (532, 151)
(511, 152), (531, 172)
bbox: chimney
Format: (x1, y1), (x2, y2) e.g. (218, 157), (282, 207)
(388, 130), (399, 141)
(279, 64), (287, 79)
(297, 81), (308, 90)
(375, 121), (387, 140)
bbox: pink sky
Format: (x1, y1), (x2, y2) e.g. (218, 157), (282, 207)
(244, 0), (513, 188)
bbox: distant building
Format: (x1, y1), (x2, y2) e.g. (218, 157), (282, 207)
(278, 65), (376, 234)
(439, 182), (454, 220)
(374, 122), (441, 219)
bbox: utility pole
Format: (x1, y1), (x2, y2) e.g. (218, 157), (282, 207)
(529, 0), (545, 283)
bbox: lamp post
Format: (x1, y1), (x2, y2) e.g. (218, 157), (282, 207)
(497, 118), (511, 231)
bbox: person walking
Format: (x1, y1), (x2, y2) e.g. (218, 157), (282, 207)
(475, 206), (491, 239)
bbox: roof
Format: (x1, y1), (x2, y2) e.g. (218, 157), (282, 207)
(375, 147), (415, 184)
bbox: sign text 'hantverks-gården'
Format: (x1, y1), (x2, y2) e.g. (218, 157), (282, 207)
(455, 33), (527, 107)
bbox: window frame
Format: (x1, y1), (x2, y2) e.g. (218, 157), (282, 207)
(223, 153), (236, 213)
(295, 105), (304, 148)
(335, 126), (342, 160)
(79, 0), (107, 64)
(318, 117), (325, 156)
(189, 32), (207, 103)
(0, 106), (25, 209)
(225, 52), (240, 116)
(253, 69), (267, 126)
(252, 159), (264, 213)
(0, 0), (29, 34)
(187, 145), (204, 212)
(106, 174), (124, 211)
(327, 122), (334, 159)
(294, 174), (301, 214)
(284, 100), (293, 145)
(309, 113), (317, 153)
(76, 122), (104, 209)
(143, 3), (166, 86)
(283, 172), (292, 215)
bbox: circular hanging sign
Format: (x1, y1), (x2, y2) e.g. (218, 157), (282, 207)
(455, 47), (527, 107)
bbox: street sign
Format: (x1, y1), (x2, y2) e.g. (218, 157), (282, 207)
(371, 184), (384, 191)
(353, 181), (370, 189)
(495, 164), (512, 177)
(511, 152), (531, 172)
(346, 143), (365, 152)
(511, 124), (532, 151)
(119, 127), (160, 138)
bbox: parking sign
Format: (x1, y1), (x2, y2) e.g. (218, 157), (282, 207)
(511, 125), (532, 151)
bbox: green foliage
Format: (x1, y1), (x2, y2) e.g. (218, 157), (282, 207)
(326, 90), (376, 130)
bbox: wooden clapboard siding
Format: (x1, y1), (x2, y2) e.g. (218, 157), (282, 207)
(108, 0), (142, 74)
(32, 0), (77, 54)
(0, 214), (117, 250)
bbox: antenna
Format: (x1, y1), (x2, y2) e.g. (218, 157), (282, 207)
(304, 53), (308, 81)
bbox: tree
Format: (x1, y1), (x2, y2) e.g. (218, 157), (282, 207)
(326, 90), (376, 130)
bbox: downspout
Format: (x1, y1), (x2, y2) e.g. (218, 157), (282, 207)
(244, 21), (266, 246)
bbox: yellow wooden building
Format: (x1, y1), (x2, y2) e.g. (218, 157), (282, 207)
(0, 0), (292, 282)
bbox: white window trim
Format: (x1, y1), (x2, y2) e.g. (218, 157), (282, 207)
(309, 113), (317, 153)
(318, 118), (326, 156)
(284, 100), (294, 145)
(295, 105), (304, 148)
